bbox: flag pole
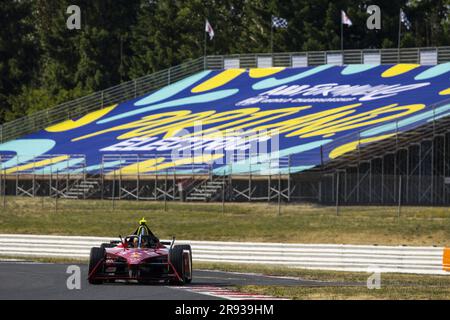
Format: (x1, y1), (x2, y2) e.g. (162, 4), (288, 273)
(204, 20), (207, 58)
(340, 16), (343, 52)
(270, 16), (274, 54)
(203, 29), (207, 69)
(397, 9), (402, 63)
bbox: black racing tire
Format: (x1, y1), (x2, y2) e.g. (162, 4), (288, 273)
(88, 247), (105, 284)
(170, 245), (192, 284)
(100, 243), (115, 249)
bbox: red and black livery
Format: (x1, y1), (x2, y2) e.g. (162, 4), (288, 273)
(88, 218), (192, 285)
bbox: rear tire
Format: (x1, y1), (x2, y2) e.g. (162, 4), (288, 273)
(88, 247), (105, 284)
(170, 245), (192, 284)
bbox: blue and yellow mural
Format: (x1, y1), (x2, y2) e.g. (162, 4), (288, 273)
(1, 63), (450, 175)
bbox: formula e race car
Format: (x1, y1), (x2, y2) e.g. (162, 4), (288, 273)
(88, 218), (192, 285)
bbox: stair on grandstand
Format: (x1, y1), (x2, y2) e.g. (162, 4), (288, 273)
(186, 178), (227, 202)
(63, 179), (100, 199)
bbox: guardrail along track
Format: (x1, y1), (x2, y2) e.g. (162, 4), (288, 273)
(0, 234), (447, 275)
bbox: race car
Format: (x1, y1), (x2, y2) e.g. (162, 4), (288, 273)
(88, 218), (192, 285)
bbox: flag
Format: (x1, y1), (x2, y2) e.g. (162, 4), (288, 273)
(341, 10), (352, 26)
(272, 16), (288, 28)
(205, 19), (214, 40)
(400, 9), (412, 30)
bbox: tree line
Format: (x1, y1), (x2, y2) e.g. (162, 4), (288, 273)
(0, 0), (449, 123)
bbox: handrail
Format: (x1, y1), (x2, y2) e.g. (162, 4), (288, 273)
(1, 46), (449, 143)
(204, 46), (450, 68)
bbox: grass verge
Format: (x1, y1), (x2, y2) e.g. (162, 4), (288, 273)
(0, 197), (449, 245)
(236, 285), (450, 300)
(196, 262), (450, 299)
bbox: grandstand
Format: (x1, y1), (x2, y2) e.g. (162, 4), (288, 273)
(0, 47), (450, 205)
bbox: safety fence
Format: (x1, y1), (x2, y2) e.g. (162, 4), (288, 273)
(0, 234), (447, 275)
(0, 160), (450, 206)
(205, 47), (450, 69)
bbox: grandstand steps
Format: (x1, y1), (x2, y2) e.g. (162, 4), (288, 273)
(186, 179), (227, 202)
(62, 179), (100, 199)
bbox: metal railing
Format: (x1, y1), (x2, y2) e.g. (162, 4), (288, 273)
(204, 46), (450, 68)
(1, 46), (450, 144)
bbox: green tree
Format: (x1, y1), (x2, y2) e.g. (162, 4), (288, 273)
(1, 0), (450, 125)
(0, 0), (38, 121)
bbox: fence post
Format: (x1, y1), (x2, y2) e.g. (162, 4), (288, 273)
(15, 156), (19, 196)
(268, 171), (271, 203)
(288, 155), (291, 203)
(228, 162), (232, 201)
(55, 170), (59, 213)
(398, 175), (402, 218)
(112, 169), (116, 210)
(336, 171), (340, 216)
(249, 160), (252, 202)
(2, 161), (5, 209)
(41, 167), (45, 209)
(164, 169), (168, 212)
(65, 158), (69, 199)
(154, 154), (158, 201)
(32, 161), (36, 197)
(49, 164), (52, 205)
(172, 168), (176, 200)
(278, 172), (281, 216)
(137, 155), (140, 201)
(118, 155), (122, 201)
(101, 157), (104, 201)
(222, 170), (225, 215)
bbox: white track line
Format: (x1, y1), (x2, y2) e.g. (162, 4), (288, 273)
(198, 268), (333, 283)
(170, 285), (288, 300)
(0, 259), (50, 265)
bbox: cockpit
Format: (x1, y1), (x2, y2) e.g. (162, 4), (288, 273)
(123, 218), (160, 249)
(125, 235), (158, 249)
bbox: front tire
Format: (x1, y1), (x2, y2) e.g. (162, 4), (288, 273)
(88, 247), (105, 284)
(170, 245), (192, 284)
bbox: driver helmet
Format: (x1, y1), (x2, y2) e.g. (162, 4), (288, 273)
(141, 237), (149, 248)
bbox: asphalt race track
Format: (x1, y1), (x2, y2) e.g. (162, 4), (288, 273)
(0, 261), (359, 300)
